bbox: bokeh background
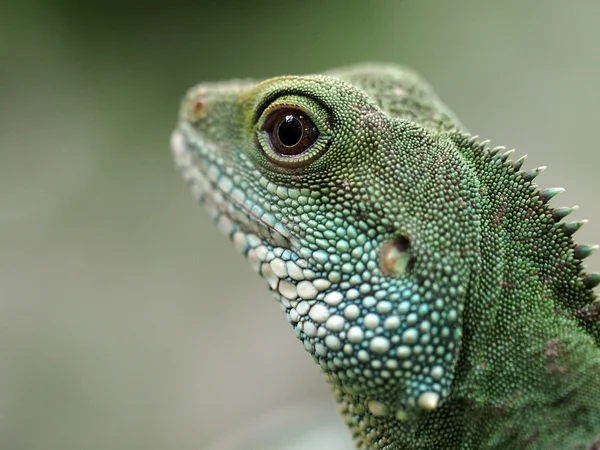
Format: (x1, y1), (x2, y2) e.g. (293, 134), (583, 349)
(2, 1), (600, 449)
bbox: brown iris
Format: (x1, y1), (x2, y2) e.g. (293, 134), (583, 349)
(262, 108), (319, 156)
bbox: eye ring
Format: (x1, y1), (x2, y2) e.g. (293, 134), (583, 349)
(261, 108), (319, 156)
(255, 96), (331, 169)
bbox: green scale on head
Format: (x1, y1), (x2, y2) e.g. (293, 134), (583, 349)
(171, 64), (600, 449)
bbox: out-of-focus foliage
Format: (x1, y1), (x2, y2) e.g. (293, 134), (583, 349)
(1, 1), (599, 449)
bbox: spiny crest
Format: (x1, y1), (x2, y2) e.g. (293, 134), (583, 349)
(466, 134), (600, 299)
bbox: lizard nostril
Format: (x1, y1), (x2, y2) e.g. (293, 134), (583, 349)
(380, 235), (413, 276)
(192, 98), (205, 117)
(181, 88), (209, 123)
(180, 91), (208, 124)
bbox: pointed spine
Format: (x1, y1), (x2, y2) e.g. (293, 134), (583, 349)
(513, 154), (527, 171)
(553, 205), (578, 221)
(500, 149), (515, 162)
(574, 244), (598, 260)
(474, 139), (489, 154)
(467, 135), (479, 147)
(562, 219), (586, 236)
(522, 166), (547, 182)
(489, 145), (504, 157)
(583, 273), (600, 289)
(540, 187), (565, 203)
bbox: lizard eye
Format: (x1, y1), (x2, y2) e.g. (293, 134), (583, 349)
(262, 108), (319, 156)
(256, 96), (331, 169)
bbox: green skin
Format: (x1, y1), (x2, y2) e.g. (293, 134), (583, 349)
(171, 64), (600, 449)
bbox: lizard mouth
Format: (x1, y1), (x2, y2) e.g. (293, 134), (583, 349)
(170, 124), (295, 249)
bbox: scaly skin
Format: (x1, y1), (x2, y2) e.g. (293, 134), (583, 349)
(170, 64), (600, 449)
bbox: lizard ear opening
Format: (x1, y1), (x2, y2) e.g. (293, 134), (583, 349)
(380, 235), (414, 276)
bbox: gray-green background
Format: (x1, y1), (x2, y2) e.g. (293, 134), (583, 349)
(2, 1), (599, 449)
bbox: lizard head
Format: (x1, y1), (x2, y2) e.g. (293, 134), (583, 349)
(171, 65), (480, 418)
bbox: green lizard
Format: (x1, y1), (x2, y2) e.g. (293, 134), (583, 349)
(170, 64), (600, 449)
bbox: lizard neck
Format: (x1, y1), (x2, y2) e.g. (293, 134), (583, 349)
(451, 134), (600, 447)
(333, 134), (600, 449)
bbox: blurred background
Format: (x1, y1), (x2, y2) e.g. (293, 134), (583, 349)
(1, 1), (599, 449)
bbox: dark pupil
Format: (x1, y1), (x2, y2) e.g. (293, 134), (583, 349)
(277, 115), (304, 147)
